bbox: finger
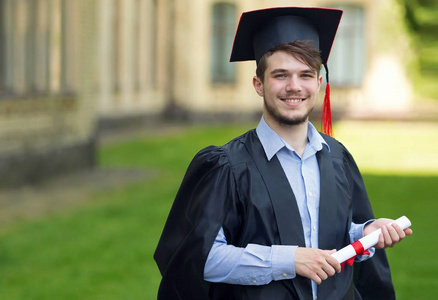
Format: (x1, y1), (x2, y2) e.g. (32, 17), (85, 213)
(295, 248), (330, 283)
(381, 230), (388, 248)
(317, 268), (329, 282)
(391, 223), (406, 240)
(312, 275), (322, 285)
(297, 267), (322, 284)
(325, 252), (342, 274)
(313, 252), (336, 283)
(321, 263), (336, 277)
(334, 263), (341, 274)
(376, 231), (385, 249)
(314, 262), (335, 284)
(404, 228), (413, 235)
(307, 268), (322, 285)
(386, 224), (401, 246)
(327, 249), (337, 255)
(392, 223), (406, 238)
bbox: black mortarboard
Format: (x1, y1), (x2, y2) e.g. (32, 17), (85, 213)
(230, 7), (343, 137)
(230, 7), (343, 65)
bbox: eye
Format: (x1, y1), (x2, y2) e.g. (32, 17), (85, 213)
(301, 73), (315, 79)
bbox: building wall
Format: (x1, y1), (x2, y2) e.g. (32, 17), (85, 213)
(0, 0), (414, 186)
(96, 0), (169, 121)
(178, 0), (414, 115)
(0, 0), (98, 187)
(94, 0), (414, 122)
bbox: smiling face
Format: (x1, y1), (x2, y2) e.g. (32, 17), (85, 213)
(253, 50), (322, 129)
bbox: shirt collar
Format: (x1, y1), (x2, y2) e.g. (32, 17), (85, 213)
(255, 116), (330, 161)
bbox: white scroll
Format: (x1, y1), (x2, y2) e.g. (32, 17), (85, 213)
(332, 216), (412, 264)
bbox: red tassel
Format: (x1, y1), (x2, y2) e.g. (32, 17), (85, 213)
(320, 82), (333, 137)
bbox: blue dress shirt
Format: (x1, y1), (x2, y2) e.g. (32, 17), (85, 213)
(204, 117), (373, 299)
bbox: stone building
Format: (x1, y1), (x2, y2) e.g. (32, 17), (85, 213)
(0, 0), (414, 186)
(95, 0), (414, 123)
(0, 0), (97, 187)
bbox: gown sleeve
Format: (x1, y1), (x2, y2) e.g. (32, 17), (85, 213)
(154, 145), (237, 300)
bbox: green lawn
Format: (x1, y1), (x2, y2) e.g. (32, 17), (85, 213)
(0, 121), (436, 299)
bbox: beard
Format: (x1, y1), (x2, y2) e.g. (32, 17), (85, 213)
(263, 95), (314, 126)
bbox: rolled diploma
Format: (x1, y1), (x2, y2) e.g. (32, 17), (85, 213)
(332, 216), (411, 263)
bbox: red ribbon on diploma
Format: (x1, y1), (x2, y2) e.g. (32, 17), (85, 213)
(341, 240), (371, 271)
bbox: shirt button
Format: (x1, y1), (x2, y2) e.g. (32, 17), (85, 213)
(282, 273), (288, 277)
(313, 226), (316, 231)
(308, 192), (313, 197)
(252, 280), (257, 284)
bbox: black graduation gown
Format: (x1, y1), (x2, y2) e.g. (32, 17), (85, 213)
(154, 129), (395, 300)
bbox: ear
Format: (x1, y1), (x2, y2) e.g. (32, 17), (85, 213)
(253, 76), (264, 97)
(317, 74), (323, 92)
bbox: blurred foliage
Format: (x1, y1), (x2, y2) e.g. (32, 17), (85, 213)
(398, 0), (438, 99)
(399, 0), (438, 34)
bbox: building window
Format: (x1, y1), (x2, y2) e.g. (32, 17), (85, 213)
(211, 2), (236, 84)
(328, 4), (365, 87)
(0, 0), (77, 98)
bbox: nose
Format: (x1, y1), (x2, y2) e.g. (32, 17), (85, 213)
(285, 76), (302, 92)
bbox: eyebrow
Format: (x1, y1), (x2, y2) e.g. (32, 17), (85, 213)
(302, 69), (316, 74)
(269, 68), (316, 75)
(270, 69), (287, 75)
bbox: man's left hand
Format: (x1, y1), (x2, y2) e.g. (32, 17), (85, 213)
(363, 218), (413, 249)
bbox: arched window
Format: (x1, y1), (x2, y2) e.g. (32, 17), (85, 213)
(210, 2), (236, 84)
(328, 4), (365, 87)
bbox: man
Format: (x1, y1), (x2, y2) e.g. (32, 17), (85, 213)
(154, 7), (412, 300)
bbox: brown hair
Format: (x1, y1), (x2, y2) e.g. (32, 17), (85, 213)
(255, 40), (322, 82)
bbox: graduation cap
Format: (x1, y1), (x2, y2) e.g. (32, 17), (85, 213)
(230, 7), (343, 136)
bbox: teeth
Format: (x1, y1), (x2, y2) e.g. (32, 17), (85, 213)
(284, 99), (303, 103)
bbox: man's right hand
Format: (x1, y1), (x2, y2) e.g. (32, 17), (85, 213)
(295, 248), (341, 284)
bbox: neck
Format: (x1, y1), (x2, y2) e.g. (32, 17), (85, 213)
(265, 116), (309, 157)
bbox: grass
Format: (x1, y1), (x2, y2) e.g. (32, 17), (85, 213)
(0, 121), (437, 299)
